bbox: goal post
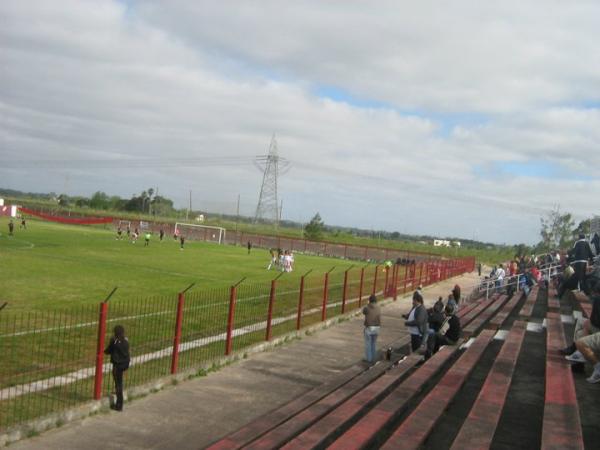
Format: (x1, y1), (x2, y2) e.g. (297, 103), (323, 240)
(174, 223), (226, 244)
(118, 220), (131, 229)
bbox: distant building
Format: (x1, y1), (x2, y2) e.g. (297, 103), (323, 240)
(433, 239), (461, 247)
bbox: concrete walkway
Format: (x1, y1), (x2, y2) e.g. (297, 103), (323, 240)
(10, 271), (481, 450)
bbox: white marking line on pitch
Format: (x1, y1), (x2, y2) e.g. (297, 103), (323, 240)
(0, 291), (382, 400)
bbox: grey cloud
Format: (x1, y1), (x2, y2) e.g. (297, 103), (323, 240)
(1, 1), (599, 245)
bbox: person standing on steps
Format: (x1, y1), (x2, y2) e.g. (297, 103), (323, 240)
(571, 234), (594, 294)
(362, 294), (381, 363)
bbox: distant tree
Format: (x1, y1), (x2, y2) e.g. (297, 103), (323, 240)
(89, 191), (109, 210)
(539, 206), (575, 251)
(108, 196), (126, 210)
(151, 195), (174, 216)
(513, 243), (531, 257)
(573, 219), (591, 238)
(57, 194), (70, 207)
(74, 197), (90, 208)
(124, 194), (143, 212)
(304, 213), (325, 240)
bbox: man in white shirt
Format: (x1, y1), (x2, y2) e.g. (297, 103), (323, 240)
(495, 264), (506, 293)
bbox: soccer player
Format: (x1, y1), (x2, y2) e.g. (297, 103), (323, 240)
(283, 251), (292, 272)
(20, 217), (26, 229)
(116, 227), (123, 240)
(267, 248), (277, 270)
(131, 230), (138, 244)
(144, 232), (151, 246)
(159, 229), (164, 242)
(247, 241), (252, 254)
(126, 225), (131, 237)
(8, 220), (14, 236)
(180, 235), (185, 250)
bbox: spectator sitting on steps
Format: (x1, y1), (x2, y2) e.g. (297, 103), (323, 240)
(403, 291), (428, 352)
(564, 281), (600, 377)
(425, 304), (461, 359)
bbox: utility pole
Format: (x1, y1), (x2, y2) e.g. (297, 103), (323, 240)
(235, 194), (240, 235)
(186, 190), (192, 221)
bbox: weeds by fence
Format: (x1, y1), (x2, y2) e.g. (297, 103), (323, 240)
(0, 257), (474, 431)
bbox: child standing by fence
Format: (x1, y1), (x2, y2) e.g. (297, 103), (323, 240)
(104, 325), (130, 411)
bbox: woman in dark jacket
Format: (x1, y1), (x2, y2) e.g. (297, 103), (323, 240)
(404, 292), (428, 352)
(104, 325), (130, 411)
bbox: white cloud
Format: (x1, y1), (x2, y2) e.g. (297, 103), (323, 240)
(1, 0), (599, 245)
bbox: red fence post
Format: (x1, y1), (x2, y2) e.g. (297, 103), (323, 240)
(225, 286), (237, 355)
(94, 302), (108, 401)
(342, 270), (349, 314)
(418, 263), (423, 287)
(321, 271), (330, 321)
(384, 266), (390, 297)
(372, 265), (379, 295)
(170, 292), (185, 374)
(393, 264), (399, 300)
(358, 268), (365, 307)
(265, 279), (277, 341)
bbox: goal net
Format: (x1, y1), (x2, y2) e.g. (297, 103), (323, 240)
(118, 220), (131, 229)
(174, 223), (226, 244)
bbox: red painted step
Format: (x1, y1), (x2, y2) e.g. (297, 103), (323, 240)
(279, 354), (422, 450)
(488, 293), (523, 329)
(206, 364), (365, 450)
(380, 330), (496, 450)
(463, 295), (509, 337)
(450, 321), (527, 449)
(541, 313), (584, 450)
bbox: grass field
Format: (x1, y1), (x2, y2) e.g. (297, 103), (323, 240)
(2, 216), (390, 429)
(0, 216), (357, 313)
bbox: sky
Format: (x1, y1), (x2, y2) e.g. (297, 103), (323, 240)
(1, 1), (599, 245)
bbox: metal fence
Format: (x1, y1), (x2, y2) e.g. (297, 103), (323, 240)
(0, 257), (474, 432)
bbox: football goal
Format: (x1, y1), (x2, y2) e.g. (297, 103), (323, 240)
(118, 220), (131, 230)
(174, 223), (226, 244)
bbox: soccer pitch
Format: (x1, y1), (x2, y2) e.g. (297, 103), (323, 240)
(0, 217), (358, 313)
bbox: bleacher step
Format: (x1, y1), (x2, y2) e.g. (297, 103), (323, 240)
(449, 321), (527, 449)
(379, 330), (496, 450)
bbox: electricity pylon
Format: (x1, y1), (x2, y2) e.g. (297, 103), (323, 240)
(254, 135), (289, 225)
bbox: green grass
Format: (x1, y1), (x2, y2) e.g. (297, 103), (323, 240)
(4, 195), (515, 264)
(0, 217), (357, 313)
(0, 215), (419, 431)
